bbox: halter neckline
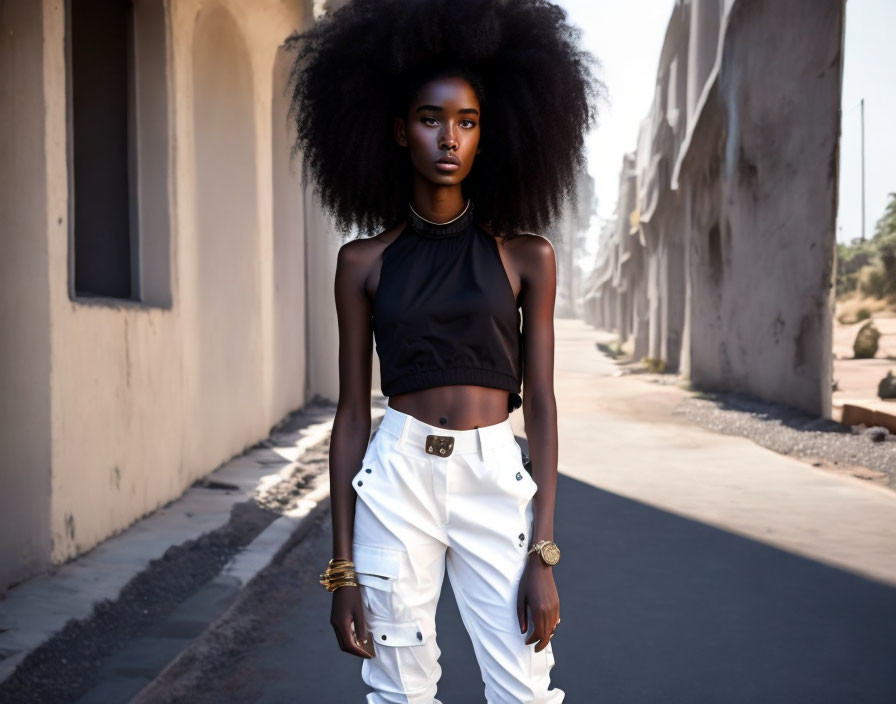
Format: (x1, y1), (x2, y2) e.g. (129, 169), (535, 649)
(406, 200), (474, 238)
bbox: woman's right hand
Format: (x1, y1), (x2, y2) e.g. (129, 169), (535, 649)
(330, 585), (375, 658)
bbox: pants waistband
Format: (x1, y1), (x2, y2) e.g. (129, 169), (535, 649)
(378, 404), (516, 456)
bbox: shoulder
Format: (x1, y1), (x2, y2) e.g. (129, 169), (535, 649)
(336, 221), (407, 285)
(338, 222), (405, 260)
(480, 223), (555, 275)
(512, 234), (555, 284)
(511, 232), (555, 261)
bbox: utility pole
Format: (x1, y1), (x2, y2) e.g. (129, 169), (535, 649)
(861, 97), (866, 242)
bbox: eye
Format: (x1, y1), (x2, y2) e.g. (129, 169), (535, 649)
(460, 119), (477, 129)
(421, 116), (439, 126)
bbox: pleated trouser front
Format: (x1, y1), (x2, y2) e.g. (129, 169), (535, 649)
(350, 404), (564, 704)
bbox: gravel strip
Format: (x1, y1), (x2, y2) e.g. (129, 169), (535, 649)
(0, 398), (342, 704)
(0, 501), (278, 704)
(670, 387), (896, 487)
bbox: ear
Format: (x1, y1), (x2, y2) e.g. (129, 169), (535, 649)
(394, 116), (408, 147)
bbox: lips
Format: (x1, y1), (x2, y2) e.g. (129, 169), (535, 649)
(436, 154), (461, 166)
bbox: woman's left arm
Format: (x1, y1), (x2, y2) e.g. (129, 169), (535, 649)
(515, 234), (559, 653)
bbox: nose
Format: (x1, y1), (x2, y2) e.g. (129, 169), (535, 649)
(439, 125), (458, 151)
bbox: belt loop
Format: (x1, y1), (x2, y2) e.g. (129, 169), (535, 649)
(476, 426), (489, 462)
(397, 411), (412, 451)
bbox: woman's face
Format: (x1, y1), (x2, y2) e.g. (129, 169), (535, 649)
(395, 75), (481, 186)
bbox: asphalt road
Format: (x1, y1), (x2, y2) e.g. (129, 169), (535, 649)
(135, 319), (896, 703)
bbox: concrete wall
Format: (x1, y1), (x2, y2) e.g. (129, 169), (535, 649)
(679, 0), (841, 414)
(584, 0), (843, 417)
(551, 168), (595, 319)
(1, 0), (322, 592)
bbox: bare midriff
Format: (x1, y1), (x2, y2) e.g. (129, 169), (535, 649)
(387, 384), (512, 429)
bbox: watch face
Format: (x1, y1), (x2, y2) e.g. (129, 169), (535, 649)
(541, 542), (560, 565)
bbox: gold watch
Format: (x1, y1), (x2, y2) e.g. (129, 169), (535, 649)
(527, 540), (560, 566)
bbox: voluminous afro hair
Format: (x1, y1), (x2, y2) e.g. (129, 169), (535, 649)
(285, 0), (604, 238)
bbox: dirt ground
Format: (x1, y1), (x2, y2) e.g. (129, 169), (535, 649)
(832, 307), (896, 416)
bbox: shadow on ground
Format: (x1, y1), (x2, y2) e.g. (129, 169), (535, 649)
(161, 473), (896, 703)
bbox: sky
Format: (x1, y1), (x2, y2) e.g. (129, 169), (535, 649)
(553, 0), (896, 262)
(837, 0), (896, 243)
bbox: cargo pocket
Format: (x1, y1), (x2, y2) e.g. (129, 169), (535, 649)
(354, 544), (437, 697)
(353, 542), (401, 595)
(352, 543), (429, 644)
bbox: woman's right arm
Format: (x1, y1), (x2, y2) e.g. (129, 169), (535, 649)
(329, 240), (375, 658)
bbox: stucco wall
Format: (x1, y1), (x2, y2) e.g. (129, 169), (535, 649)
(0, 0), (54, 590)
(0, 0), (317, 584)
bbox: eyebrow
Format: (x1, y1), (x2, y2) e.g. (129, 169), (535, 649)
(415, 104), (480, 116)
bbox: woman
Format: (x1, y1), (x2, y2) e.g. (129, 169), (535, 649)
(287, 1), (601, 701)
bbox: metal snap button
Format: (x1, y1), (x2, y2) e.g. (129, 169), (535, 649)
(515, 472), (523, 481)
(428, 445), (434, 453)
(365, 468), (372, 473)
(439, 448), (445, 455)
(381, 634), (387, 641)
(357, 481), (363, 486)
(416, 631), (423, 641)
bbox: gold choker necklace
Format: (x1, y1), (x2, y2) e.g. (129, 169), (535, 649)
(407, 200), (471, 226)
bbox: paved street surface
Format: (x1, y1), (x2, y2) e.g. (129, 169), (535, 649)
(135, 319), (896, 703)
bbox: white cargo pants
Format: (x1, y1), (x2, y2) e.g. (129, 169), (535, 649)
(351, 405), (564, 704)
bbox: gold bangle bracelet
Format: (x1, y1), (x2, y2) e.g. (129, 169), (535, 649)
(325, 580), (359, 592)
(319, 572), (357, 585)
(319, 568), (356, 579)
(320, 557), (360, 591)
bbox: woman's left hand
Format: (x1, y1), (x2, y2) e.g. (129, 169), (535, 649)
(517, 552), (560, 652)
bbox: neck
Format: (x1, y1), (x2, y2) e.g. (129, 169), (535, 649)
(406, 198), (474, 238)
(409, 181), (467, 224)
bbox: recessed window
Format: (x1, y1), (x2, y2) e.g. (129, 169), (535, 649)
(67, 0), (171, 307)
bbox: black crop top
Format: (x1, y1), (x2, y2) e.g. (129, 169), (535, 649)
(372, 200), (524, 409)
